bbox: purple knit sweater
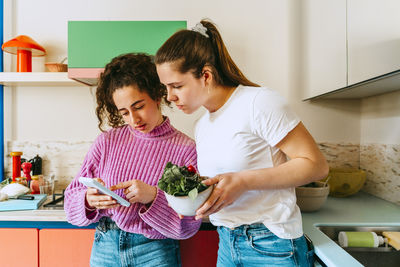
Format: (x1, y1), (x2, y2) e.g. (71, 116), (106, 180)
(64, 118), (201, 239)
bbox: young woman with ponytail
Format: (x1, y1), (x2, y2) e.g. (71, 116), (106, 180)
(155, 20), (328, 266)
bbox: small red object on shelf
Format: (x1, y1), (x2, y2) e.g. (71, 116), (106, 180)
(10, 151), (23, 182)
(22, 161), (32, 182)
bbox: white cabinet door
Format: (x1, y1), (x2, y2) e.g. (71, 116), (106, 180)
(348, 0), (400, 85)
(301, 0), (347, 99)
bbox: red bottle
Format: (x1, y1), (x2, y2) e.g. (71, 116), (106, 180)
(10, 152), (23, 182)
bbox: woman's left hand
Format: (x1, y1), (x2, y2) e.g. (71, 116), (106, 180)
(195, 172), (247, 220)
(110, 180), (157, 205)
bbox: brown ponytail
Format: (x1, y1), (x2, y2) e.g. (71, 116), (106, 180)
(155, 19), (259, 88)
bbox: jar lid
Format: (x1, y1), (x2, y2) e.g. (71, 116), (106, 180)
(31, 175), (39, 180)
(10, 151), (23, 156)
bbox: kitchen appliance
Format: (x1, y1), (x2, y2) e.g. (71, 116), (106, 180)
(29, 155), (42, 175)
(43, 190), (64, 209)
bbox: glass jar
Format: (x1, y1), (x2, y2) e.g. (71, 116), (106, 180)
(30, 175), (40, 194)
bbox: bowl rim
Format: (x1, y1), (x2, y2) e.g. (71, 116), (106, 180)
(296, 181), (330, 189)
(164, 185), (213, 199)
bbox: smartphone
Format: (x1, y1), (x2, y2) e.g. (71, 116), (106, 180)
(79, 177), (130, 207)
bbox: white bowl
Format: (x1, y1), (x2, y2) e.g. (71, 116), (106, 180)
(164, 185), (214, 216)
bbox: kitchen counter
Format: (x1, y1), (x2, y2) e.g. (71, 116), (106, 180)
(0, 196), (66, 221)
(0, 196), (214, 229)
(1, 192), (399, 266)
(303, 191), (400, 267)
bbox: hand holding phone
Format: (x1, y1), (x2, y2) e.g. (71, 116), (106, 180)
(79, 177), (130, 207)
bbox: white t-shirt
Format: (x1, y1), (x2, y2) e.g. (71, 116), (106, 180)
(195, 85), (303, 239)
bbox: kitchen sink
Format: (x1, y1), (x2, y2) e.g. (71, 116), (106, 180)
(317, 225), (400, 267)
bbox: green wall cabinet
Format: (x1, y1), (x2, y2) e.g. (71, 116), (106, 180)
(68, 21), (186, 85)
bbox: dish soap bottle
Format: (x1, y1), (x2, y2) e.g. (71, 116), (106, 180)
(339, 231), (386, 247)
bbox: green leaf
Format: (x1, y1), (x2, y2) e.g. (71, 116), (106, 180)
(188, 188), (198, 201)
(157, 162), (209, 197)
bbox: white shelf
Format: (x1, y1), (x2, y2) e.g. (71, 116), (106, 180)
(0, 72), (86, 86)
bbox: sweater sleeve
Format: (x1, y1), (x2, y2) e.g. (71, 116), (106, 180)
(139, 188), (202, 240)
(64, 134), (105, 226)
(139, 141), (201, 239)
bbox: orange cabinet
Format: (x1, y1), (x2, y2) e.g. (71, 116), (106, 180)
(0, 228), (39, 267)
(39, 229), (95, 267)
(0, 226), (217, 267)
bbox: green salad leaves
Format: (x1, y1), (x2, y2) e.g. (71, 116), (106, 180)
(158, 162), (208, 200)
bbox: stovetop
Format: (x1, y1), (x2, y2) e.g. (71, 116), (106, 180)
(42, 191), (64, 209)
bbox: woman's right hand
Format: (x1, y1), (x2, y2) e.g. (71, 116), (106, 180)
(195, 172), (247, 220)
(85, 178), (120, 210)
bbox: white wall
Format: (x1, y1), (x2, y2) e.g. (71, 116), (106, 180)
(360, 90), (400, 144)
(5, 0), (361, 143)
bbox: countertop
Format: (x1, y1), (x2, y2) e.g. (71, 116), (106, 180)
(302, 191), (400, 267)
(0, 196), (66, 221)
(0, 196), (213, 229)
(1, 192), (399, 266)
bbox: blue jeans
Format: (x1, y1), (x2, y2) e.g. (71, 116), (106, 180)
(216, 223), (314, 267)
(90, 217), (181, 267)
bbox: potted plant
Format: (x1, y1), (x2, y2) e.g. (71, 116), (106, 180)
(158, 162), (213, 216)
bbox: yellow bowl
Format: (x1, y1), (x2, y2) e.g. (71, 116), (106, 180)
(323, 168), (366, 197)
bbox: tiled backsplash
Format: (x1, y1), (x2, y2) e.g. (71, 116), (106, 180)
(5, 141), (399, 205)
(6, 141), (92, 190)
(318, 143), (360, 169)
(360, 144), (400, 205)
(318, 142), (399, 205)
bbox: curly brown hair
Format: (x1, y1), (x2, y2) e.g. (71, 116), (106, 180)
(96, 53), (168, 132)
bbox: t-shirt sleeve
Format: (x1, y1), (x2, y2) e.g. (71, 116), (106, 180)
(251, 89), (300, 147)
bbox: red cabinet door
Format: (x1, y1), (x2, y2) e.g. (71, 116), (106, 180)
(180, 230), (219, 267)
(39, 229), (95, 267)
(0, 228), (39, 267)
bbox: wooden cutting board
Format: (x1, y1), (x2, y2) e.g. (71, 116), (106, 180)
(0, 194), (47, 211)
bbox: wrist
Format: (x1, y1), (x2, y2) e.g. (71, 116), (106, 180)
(144, 186), (157, 208)
(85, 193), (96, 210)
(150, 186), (157, 203)
(237, 171), (251, 191)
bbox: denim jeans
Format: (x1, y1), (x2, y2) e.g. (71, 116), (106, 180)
(90, 217), (181, 267)
(216, 223), (314, 267)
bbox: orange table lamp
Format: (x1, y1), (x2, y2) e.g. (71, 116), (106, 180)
(2, 35), (46, 72)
